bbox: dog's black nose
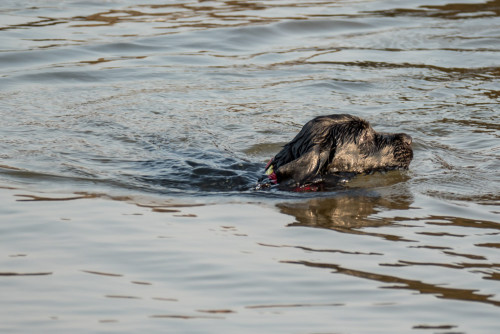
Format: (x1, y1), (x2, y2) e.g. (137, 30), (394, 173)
(400, 134), (412, 145)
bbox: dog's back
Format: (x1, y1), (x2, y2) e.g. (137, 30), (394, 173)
(272, 114), (367, 171)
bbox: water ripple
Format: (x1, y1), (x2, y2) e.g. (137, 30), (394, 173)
(1, 1), (500, 333)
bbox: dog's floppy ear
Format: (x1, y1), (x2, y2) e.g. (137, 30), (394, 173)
(275, 145), (331, 185)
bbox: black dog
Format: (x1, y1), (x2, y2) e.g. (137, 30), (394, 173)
(263, 114), (413, 190)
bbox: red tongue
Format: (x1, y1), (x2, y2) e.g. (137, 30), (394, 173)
(268, 171), (277, 184)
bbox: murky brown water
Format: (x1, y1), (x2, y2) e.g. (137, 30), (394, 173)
(1, 1), (499, 333)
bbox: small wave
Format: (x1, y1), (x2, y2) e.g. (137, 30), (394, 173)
(131, 150), (263, 194)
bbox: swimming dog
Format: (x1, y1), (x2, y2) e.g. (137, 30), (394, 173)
(263, 114), (413, 190)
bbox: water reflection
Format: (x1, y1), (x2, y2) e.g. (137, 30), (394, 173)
(278, 193), (414, 241)
(367, 0), (500, 19)
(0, 271), (52, 276)
(279, 194), (396, 228)
(277, 172), (414, 235)
(4, 0), (499, 34)
(285, 260), (500, 308)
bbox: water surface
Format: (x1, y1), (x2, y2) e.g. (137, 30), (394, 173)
(0, 0), (499, 333)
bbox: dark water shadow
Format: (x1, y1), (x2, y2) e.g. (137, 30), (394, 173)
(134, 154), (262, 194)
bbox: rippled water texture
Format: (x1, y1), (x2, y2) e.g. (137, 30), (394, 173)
(1, 1), (499, 333)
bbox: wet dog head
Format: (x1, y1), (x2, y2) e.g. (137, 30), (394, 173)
(267, 114), (413, 186)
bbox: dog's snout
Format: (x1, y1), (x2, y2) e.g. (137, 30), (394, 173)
(400, 134), (412, 146)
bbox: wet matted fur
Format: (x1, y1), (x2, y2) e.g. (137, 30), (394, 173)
(265, 114), (413, 188)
